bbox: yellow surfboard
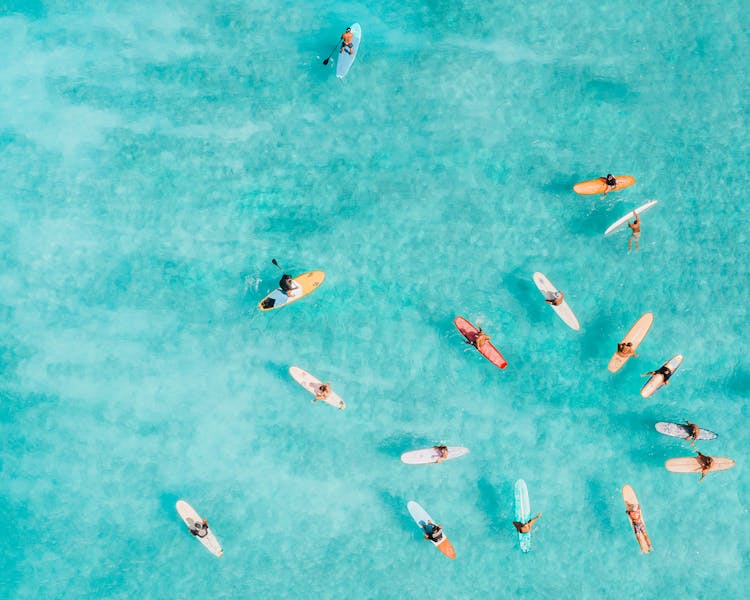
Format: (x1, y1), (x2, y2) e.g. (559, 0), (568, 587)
(574, 175), (635, 195)
(608, 312), (653, 373)
(258, 271), (325, 311)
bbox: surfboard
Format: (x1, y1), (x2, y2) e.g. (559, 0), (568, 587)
(176, 500), (223, 557)
(604, 200), (658, 236)
(400, 446), (470, 465)
(336, 23), (361, 79)
(608, 312), (654, 373)
(532, 272), (581, 331)
(655, 422), (718, 441)
(407, 501), (456, 559)
(574, 175), (636, 195)
(621, 485), (652, 553)
(453, 316), (507, 370)
(641, 354), (683, 398)
(514, 479), (531, 553)
(289, 366), (345, 409)
(665, 456), (735, 475)
(259, 271), (325, 311)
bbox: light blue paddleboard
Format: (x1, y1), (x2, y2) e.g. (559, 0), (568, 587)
(514, 479), (531, 552)
(336, 23), (361, 79)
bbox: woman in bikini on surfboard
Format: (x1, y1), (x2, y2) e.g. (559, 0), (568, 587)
(625, 504), (652, 552)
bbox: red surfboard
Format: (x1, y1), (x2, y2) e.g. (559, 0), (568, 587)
(454, 316), (507, 369)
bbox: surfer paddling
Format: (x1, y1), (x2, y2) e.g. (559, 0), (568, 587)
(434, 446), (449, 463)
(545, 291), (564, 306)
(513, 512), (542, 534)
(625, 504), (653, 553)
(340, 27), (354, 55)
(627, 211), (641, 252)
(696, 451), (714, 482)
(685, 421), (701, 446)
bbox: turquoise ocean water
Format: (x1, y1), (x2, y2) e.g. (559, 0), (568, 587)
(1, 1), (748, 597)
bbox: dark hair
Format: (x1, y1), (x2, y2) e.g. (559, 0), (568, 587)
(346, 27), (351, 32)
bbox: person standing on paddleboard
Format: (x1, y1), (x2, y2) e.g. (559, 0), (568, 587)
(340, 27), (354, 55)
(513, 512), (542, 534)
(627, 211), (641, 252)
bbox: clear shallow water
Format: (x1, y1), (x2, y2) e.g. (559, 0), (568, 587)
(1, 1), (748, 597)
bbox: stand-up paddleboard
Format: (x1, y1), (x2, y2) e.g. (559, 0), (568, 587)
(655, 422), (718, 441)
(400, 446), (469, 465)
(608, 312), (654, 373)
(532, 272), (581, 331)
(641, 354), (683, 398)
(665, 456), (735, 475)
(407, 501), (456, 559)
(454, 316), (507, 370)
(514, 480), (531, 553)
(336, 23), (361, 79)
(621, 485), (652, 553)
(176, 500), (223, 557)
(574, 175), (636, 195)
(289, 366), (345, 409)
(605, 200), (658, 236)
(259, 271), (325, 311)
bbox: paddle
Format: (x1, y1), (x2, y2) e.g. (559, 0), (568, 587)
(322, 41), (339, 65)
(272, 258), (283, 271)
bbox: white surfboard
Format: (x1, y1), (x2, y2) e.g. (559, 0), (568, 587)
(289, 366), (345, 409)
(604, 200), (658, 236)
(641, 354), (683, 398)
(176, 500), (223, 557)
(514, 480), (531, 552)
(400, 446), (469, 465)
(336, 23), (361, 79)
(532, 272), (580, 331)
(654, 422), (718, 441)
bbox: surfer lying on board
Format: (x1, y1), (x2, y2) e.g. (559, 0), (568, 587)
(512, 512), (542, 534)
(627, 212), (641, 253)
(189, 519), (209, 538)
(625, 504), (652, 552)
(643, 364), (673, 384)
(314, 383), (331, 401)
(685, 421), (701, 446)
(696, 452), (714, 482)
(434, 446), (449, 463)
(340, 27), (354, 54)
(545, 291), (564, 306)
(616, 342), (638, 358)
(422, 521), (443, 542)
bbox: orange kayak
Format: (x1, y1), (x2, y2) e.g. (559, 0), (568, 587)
(574, 175), (635, 195)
